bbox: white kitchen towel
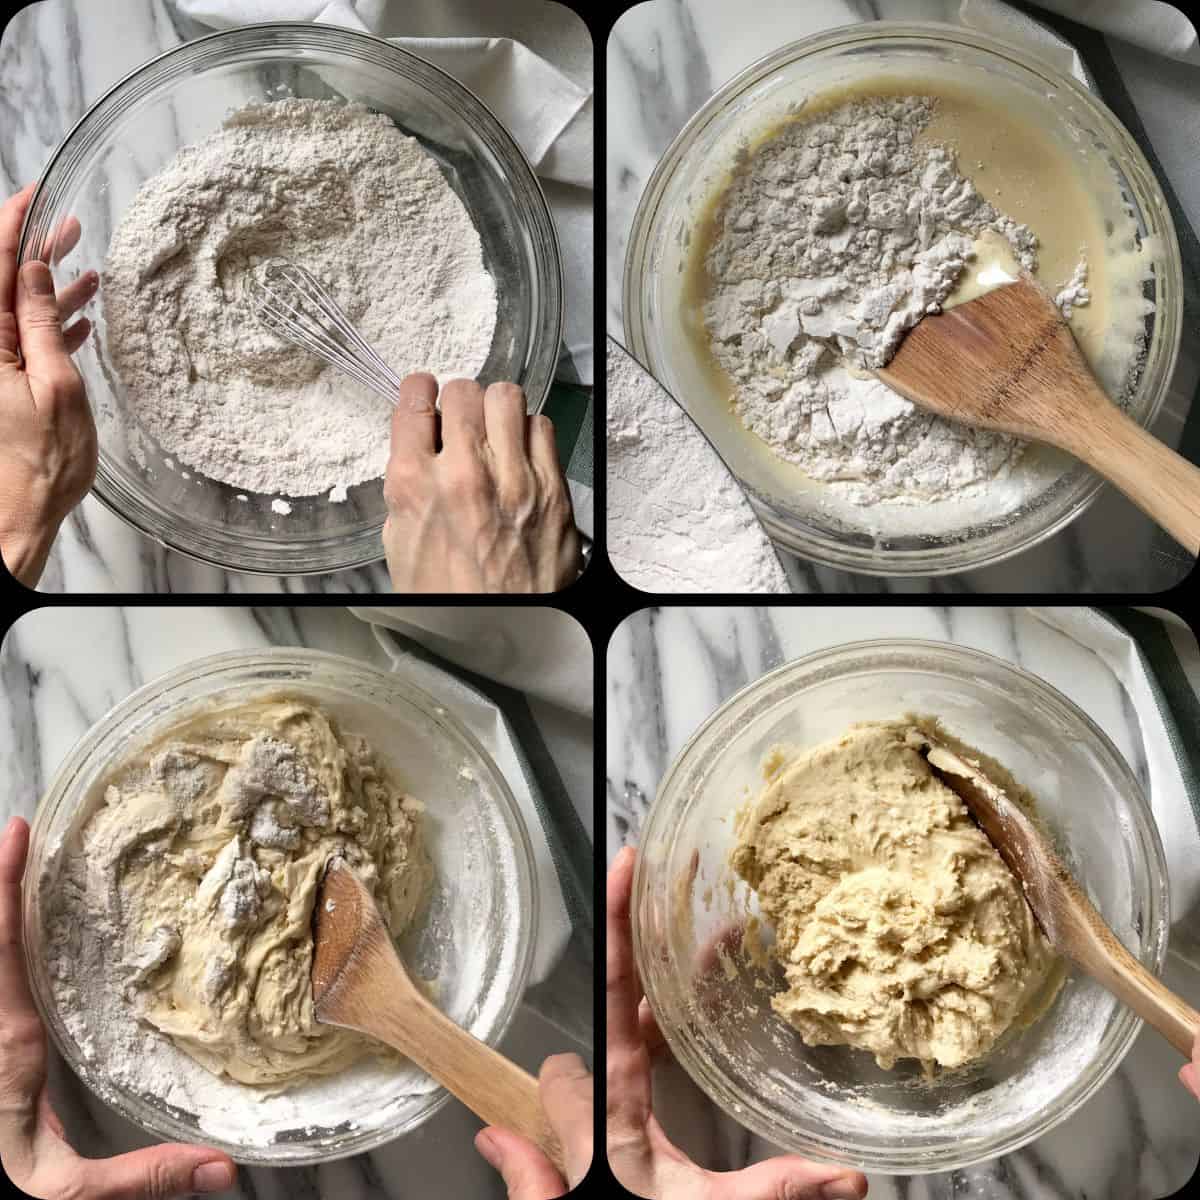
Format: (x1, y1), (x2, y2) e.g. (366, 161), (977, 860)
(1030, 607), (1200, 931)
(350, 606), (592, 716)
(960, 0), (1094, 83)
(348, 607), (594, 986)
(1004, 0), (1200, 65)
(960, 0), (1199, 85)
(176, 0), (386, 27)
(172, 0), (594, 382)
(391, 38), (591, 189)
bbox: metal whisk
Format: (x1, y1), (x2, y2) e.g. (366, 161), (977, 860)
(247, 258), (405, 403)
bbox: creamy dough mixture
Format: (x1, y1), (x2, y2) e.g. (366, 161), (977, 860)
(731, 718), (1057, 1071)
(54, 696), (430, 1089)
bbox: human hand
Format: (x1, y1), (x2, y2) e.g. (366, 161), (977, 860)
(1180, 1030), (1200, 1100)
(473, 1052), (593, 1199)
(0, 816), (237, 1200)
(606, 847), (869, 1200)
(383, 374), (582, 593)
(0, 185), (99, 588)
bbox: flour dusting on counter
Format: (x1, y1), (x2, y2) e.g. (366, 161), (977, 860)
(607, 339), (789, 594)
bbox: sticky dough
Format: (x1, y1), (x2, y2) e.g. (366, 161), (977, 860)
(731, 718), (1056, 1071)
(80, 697), (431, 1088)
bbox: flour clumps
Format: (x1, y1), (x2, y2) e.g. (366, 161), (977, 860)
(44, 696), (431, 1094)
(104, 100), (498, 497)
(703, 95), (1087, 504)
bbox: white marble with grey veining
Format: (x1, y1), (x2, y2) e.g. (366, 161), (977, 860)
(0, 0), (593, 594)
(0, 605), (594, 1199)
(605, 605), (1200, 1199)
(606, 0), (1200, 594)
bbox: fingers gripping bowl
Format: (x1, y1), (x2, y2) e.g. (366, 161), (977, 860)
(631, 641), (1168, 1173)
(22, 649), (538, 1165)
(17, 23), (563, 575)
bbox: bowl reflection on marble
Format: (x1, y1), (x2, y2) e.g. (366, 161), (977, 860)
(18, 23), (562, 576)
(632, 639), (1168, 1173)
(23, 648), (538, 1165)
(623, 22), (1183, 576)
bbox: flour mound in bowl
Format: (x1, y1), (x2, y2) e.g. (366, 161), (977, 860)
(103, 99), (498, 497)
(702, 94), (1085, 505)
(45, 696), (432, 1091)
(731, 718), (1058, 1072)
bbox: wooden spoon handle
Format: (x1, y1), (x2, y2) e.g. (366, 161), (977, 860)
(372, 989), (568, 1176)
(1064, 401), (1200, 555)
(1074, 933), (1200, 1058)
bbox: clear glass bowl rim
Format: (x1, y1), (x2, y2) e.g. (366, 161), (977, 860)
(622, 21), (1185, 576)
(22, 646), (540, 1165)
(18, 21), (564, 576)
(631, 637), (1170, 1172)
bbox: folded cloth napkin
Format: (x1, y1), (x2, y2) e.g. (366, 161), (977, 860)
(172, 0), (594, 383)
(1002, 0), (1200, 65)
(962, 0), (1197, 87)
(176, 0), (386, 27)
(351, 606), (592, 716)
(389, 37), (591, 189)
(960, 0), (1095, 83)
(1030, 607), (1200, 931)
(349, 607), (593, 987)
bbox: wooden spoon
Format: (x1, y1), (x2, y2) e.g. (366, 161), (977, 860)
(311, 858), (566, 1173)
(918, 736), (1200, 1057)
(876, 277), (1200, 555)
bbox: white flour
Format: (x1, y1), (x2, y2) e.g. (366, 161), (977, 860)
(607, 339), (790, 593)
(703, 95), (1087, 505)
(41, 830), (439, 1148)
(104, 100), (497, 498)
(40, 712), (442, 1148)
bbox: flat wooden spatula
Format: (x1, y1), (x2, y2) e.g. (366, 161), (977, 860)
(311, 858), (566, 1173)
(876, 277), (1200, 555)
(918, 736), (1200, 1057)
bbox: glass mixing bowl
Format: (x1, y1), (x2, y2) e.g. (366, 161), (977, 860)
(632, 640), (1168, 1173)
(23, 648), (538, 1165)
(18, 23), (562, 575)
(624, 24), (1183, 575)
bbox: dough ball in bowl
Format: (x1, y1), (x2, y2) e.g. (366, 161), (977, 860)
(633, 640), (1167, 1173)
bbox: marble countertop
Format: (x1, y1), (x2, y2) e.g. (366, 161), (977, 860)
(606, 0), (1199, 593)
(0, 0), (592, 595)
(0, 605), (593, 1200)
(606, 605), (1199, 1198)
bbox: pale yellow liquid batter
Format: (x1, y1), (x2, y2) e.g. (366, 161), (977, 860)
(919, 85), (1109, 366)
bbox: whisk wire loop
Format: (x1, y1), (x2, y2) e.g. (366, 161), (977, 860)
(248, 259), (406, 404)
